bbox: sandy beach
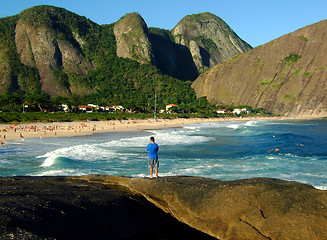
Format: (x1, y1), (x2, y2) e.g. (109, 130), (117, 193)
(0, 116), (292, 142)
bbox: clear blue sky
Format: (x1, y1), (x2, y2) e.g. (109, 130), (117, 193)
(1, 0), (326, 47)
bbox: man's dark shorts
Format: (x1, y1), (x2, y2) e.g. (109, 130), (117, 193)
(148, 158), (159, 169)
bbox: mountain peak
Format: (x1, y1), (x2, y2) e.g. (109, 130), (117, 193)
(113, 12), (154, 64)
(171, 12), (252, 73)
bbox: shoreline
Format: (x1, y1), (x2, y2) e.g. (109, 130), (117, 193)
(0, 116), (310, 142)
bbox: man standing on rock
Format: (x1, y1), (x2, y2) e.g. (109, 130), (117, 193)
(146, 136), (159, 178)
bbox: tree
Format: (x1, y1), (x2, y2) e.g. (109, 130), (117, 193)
(25, 93), (51, 112)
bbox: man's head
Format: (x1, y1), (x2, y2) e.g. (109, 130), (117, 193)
(150, 136), (155, 142)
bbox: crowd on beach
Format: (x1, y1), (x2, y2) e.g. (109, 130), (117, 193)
(0, 116), (290, 143)
(0, 118), (172, 143)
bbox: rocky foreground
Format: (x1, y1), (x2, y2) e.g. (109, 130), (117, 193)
(0, 176), (327, 240)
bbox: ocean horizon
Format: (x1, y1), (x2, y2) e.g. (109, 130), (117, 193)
(1, 119), (327, 190)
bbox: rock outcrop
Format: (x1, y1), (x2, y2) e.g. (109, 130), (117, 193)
(0, 176), (215, 240)
(1, 175), (326, 240)
(0, 48), (10, 95)
(84, 176), (327, 240)
(14, 6), (94, 96)
(114, 12), (252, 81)
(192, 19), (327, 117)
(171, 12), (252, 73)
(114, 13), (155, 64)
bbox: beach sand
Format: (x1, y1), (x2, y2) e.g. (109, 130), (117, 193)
(0, 116), (291, 142)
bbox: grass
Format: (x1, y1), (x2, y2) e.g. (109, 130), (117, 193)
(284, 94), (296, 102)
(259, 79), (272, 86)
(298, 36), (308, 42)
(292, 68), (302, 78)
(303, 72), (311, 78)
(271, 83), (280, 89)
(282, 53), (302, 64)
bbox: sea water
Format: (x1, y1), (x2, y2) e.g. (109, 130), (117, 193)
(1, 119), (327, 190)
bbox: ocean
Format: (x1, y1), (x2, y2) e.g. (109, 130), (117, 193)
(1, 119), (327, 190)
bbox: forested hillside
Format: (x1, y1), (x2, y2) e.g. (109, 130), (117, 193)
(0, 6), (207, 112)
(0, 5), (252, 113)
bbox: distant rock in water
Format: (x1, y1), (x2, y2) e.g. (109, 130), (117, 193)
(192, 19), (327, 117)
(1, 175), (327, 240)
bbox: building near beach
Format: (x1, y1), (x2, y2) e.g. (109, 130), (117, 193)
(166, 104), (178, 112)
(216, 109), (227, 114)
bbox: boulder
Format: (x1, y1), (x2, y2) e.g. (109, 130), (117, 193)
(83, 175), (327, 240)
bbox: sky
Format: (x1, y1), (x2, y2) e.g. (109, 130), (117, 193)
(1, 0), (326, 47)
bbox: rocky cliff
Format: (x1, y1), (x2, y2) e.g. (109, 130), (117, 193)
(114, 13), (155, 64)
(14, 6), (94, 96)
(113, 12), (252, 81)
(147, 12), (252, 81)
(1, 175), (327, 240)
(171, 12), (252, 74)
(192, 20), (327, 117)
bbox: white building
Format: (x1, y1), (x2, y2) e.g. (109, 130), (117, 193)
(216, 109), (227, 114)
(233, 108), (242, 115)
(112, 105), (124, 111)
(233, 108), (250, 115)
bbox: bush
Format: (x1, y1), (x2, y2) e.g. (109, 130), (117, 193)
(282, 53), (302, 64)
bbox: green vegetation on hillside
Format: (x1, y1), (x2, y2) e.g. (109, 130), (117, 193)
(282, 53), (302, 64)
(298, 35), (308, 42)
(0, 6), (212, 114)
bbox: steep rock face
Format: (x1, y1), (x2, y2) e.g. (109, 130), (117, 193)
(113, 12), (252, 81)
(83, 175), (327, 240)
(171, 12), (252, 73)
(14, 6), (93, 96)
(149, 28), (199, 81)
(0, 46), (10, 94)
(192, 20), (327, 117)
(114, 13), (154, 64)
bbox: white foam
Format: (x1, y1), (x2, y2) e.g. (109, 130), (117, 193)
(244, 121), (258, 126)
(314, 185), (327, 191)
(33, 169), (83, 176)
(40, 154), (57, 167)
(37, 142), (119, 165)
(227, 124), (240, 129)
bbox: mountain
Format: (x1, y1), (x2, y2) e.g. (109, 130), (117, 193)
(148, 12), (253, 80)
(0, 5), (252, 110)
(171, 12), (252, 73)
(15, 6), (95, 96)
(114, 12), (155, 64)
(0, 5), (96, 97)
(192, 20), (327, 117)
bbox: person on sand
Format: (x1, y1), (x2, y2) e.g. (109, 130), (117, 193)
(146, 136), (159, 178)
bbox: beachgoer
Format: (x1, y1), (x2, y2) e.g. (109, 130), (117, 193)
(146, 136), (159, 178)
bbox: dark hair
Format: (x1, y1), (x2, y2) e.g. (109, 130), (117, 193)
(150, 136), (155, 142)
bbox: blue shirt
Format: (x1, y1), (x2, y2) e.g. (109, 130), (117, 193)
(146, 142), (159, 159)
